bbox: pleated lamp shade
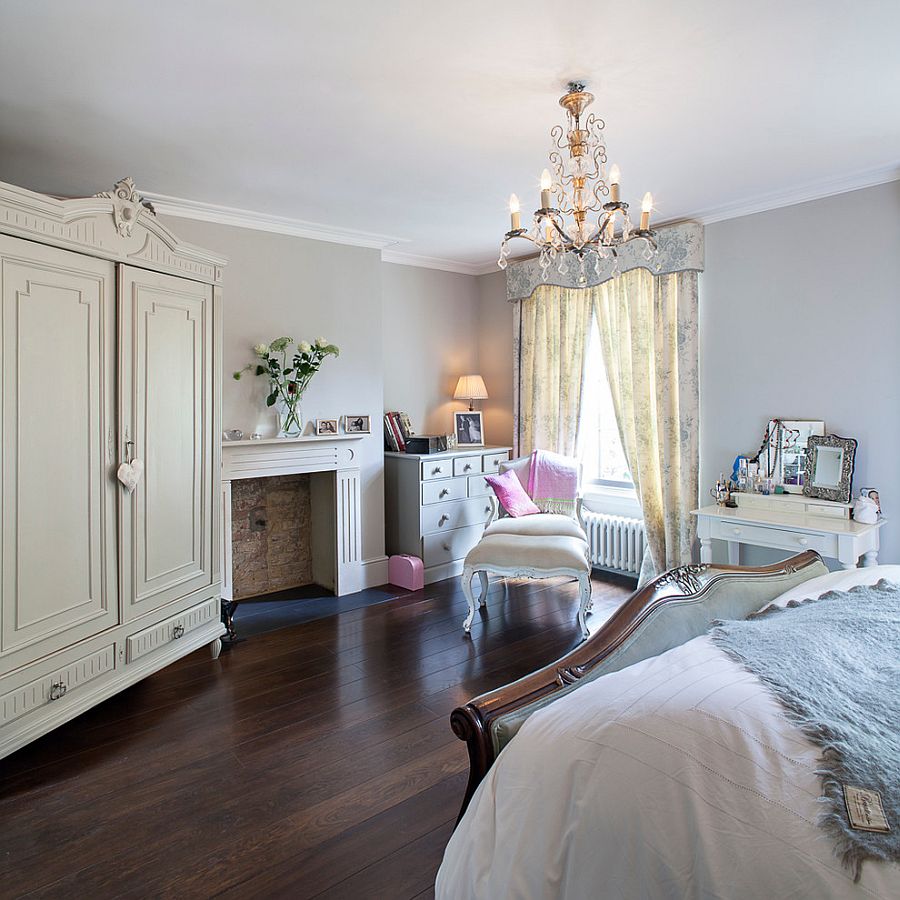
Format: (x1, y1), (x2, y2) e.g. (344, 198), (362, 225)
(454, 375), (488, 410)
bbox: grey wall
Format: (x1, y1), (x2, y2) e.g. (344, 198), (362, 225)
(476, 270), (515, 448)
(381, 263), (479, 435)
(701, 181), (900, 564)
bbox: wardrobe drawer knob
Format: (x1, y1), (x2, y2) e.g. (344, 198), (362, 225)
(797, 537), (809, 546)
(732, 527), (741, 535)
(48, 681), (68, 702)
(431, 467), (442, 476)
(438, 514), (449, 526)
(172, 624), (185, 639)
(439, 488), (449, 498)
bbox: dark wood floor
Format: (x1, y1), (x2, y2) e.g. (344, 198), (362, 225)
(0, 573), (633, 899)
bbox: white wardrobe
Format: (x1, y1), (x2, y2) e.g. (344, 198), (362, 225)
(0, 178), (226, 759)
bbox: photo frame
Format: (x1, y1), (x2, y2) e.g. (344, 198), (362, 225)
(803, 434), (857, 503)
(454, 410), (484, 447)
(344, 415), (370, 434)
(316, 418), (338, 436)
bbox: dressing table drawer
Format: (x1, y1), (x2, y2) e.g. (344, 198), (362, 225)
(710, 518), (838, 557)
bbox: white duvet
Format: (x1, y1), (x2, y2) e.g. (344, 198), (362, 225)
(437, 566), (900, 899)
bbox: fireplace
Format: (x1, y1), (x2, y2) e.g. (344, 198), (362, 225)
(221, 435), (363, 602)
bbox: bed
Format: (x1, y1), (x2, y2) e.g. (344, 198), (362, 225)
(437, 552), (900, 899)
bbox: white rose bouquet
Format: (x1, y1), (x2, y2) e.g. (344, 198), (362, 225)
(234, 335), (339, 436)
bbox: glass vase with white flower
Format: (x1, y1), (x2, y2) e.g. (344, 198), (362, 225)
(233, 336), (340, 437)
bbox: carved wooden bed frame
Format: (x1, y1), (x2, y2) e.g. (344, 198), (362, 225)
(449, 551), (827, 822)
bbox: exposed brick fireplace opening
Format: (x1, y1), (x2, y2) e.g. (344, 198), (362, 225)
(230, 474), (313, 600)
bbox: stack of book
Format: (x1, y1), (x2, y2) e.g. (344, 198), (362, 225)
(383, 411), (413, 452)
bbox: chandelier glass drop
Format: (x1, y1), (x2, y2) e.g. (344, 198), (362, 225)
(498, 81), (657, 282)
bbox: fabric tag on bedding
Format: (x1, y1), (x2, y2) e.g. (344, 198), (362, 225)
(843, 784), (891, 833)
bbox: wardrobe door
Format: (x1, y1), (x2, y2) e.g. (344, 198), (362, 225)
(119, 266), (213, 620)
(0, 235), (118, 660)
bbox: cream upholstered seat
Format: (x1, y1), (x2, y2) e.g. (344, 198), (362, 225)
(462, 455), (593, 638)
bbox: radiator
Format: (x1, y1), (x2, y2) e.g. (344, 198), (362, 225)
(583, 511), (645, 577)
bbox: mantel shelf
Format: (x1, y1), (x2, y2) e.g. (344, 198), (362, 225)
(222, 434), (364, 448)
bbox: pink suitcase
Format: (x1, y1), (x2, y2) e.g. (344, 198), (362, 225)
(388, 554), (424, 591)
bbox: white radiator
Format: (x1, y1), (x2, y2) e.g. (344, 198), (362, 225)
(583, 511), (645, 576)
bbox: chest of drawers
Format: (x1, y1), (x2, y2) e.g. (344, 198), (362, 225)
(385, 446), (512, 584)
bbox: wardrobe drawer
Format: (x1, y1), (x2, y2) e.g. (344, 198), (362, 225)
(482, 451), (509, 473)
(421, 477), (467, 506)
(468, 474), (492, 497)
(0, 644), (116, 728)
(420, 497), (494, 535)
(710, 518), (838, 557)
(421, 459), (453, 481)
(423, 524), (485, 568)
(126, 598), (219, 664)
(453, 456), (482, 477)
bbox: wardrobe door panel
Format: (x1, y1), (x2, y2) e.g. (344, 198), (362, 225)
(120, 267), (213, 619)
(0, 235), (118, 658)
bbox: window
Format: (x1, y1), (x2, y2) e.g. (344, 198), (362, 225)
(578, 320), (633, 489)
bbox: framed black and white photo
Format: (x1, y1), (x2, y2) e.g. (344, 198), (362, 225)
(454, 410), (484, 447)
(316, 418), (338, 436)
(344, 415), (370, 434)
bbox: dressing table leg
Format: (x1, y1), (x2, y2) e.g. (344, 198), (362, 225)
(700, 538), (712, 564)
(840, 561), (857, 570)
(727, 541), (740, 566)
(862, 551), (878, 567)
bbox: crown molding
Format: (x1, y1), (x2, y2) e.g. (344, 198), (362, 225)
(143, 190), (409, 252)
(687, 163), (900, 225)
(380, 249), (497, 277)
(143, 163), (899, 277)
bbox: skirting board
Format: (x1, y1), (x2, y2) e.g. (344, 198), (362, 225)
(361, 556), (390, 589)
(425, 559), (465, 586)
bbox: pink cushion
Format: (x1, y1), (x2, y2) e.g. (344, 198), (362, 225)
(484, 469), (540, 517)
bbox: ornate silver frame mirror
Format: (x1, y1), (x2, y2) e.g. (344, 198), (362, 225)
(803, 434), (857, 503)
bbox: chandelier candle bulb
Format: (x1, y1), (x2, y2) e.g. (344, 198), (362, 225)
(540, 169), (552, 209)
(640, 192), (653, 230)
(509, 193), (521, 231)
(609, 164), (621, 202)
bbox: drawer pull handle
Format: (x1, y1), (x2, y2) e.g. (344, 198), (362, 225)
(431, 467), (443, 475)
(172, 624), (185, 639)
(48, 681), (68, 702)
(797, 537), (809, 546)
(732, 527), (741, 535)
(438, 514), (449, 525)
(493, 459), (500, 466)
(442, 542), (451, 552)
(439, 488), (449, 498)
(485, 506), (491, 514)
(464, 464), (472, 471)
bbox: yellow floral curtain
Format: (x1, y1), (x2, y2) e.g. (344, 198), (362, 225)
(514, 284), (592, 457)
(513, 268), (699, 584)
(592, 268), (699, 581)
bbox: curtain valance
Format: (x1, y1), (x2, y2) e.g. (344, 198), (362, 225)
(506, 221), (704, 302)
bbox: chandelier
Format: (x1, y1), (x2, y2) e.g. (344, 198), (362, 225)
(498, 82), (657, 282)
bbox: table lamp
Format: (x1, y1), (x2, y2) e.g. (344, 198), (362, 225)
(454, 375), (488, 411)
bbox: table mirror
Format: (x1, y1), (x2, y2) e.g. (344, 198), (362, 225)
(803, 434), (857, 503)
(753, 419), (825, 493)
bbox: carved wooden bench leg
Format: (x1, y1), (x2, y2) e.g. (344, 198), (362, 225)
(462, 567), (478, 633)
(577, 571), (592, 639)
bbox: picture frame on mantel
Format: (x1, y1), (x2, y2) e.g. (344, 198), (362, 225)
(316, 418), (338, 436)
(344, 415), (370, 434)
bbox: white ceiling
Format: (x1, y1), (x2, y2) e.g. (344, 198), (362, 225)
(1, 1), (899, 273)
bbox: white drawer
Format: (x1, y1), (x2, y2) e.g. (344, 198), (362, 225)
(482, 450), (509, 473)
(0, 643), (116, 727)
(453, 455), (482, 477)
(711, 518), (838, 557)
(126, 598), (219, 663)
(423, 523), (484, 568)
(421, 458), (452, 481)
(420, 496), (494, 535)
(421, 477), (467, 506)
(468, 474), (492, 497)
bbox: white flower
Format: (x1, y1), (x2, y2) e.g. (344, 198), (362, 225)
(315, 336), (328, 348)
(253, 343), (269, 357)
(298, 341), (312, 353)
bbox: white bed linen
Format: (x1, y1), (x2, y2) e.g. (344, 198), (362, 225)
(437, 566), (900, 899)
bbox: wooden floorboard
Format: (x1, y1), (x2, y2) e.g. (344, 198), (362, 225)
(0, 572), (633, 899)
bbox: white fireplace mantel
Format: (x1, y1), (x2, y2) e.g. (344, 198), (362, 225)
(221, 435), (364, 599)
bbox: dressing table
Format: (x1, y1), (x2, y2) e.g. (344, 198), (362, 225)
(693, 495), (884, 569)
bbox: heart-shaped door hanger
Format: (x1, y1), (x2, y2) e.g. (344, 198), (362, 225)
(117, 459), (144, 493)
